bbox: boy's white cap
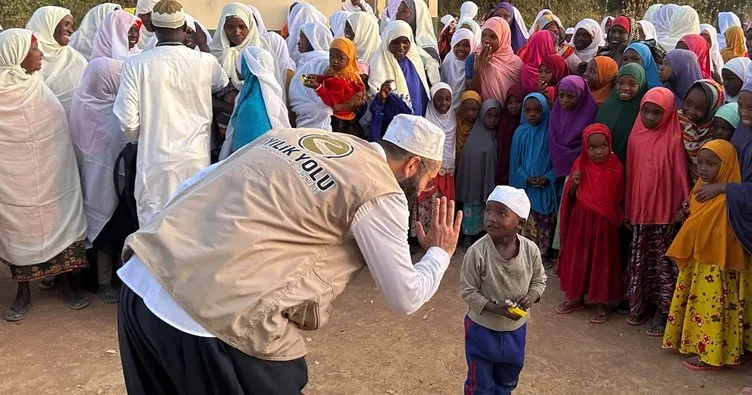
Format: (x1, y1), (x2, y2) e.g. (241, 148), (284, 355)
(383, 114), (445, 162)
(487, 186), (531, 220)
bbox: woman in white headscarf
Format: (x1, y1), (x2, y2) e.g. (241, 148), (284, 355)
(652, 3), (678, 41)
(248, 5), (295, 94)
(385, 0), (440, 66)
(643, 4), (663, 22)
(0, 29), (89, 321)
(637, 20), (658, 41)
(717, 12), (742, 49)
(700, 24), (725, 78)
(289, 52), (332, 130)
(457, 17), (482, 48)
(69, 10), (142, 304)
(441, 28), (475, 111)
(344, 11), (381, 74)
(25, 6), (88, 119)
(296, 22), (333, 67)
(658, 5), (700, 51)
(599, 16), (613, 40)
(286, 2), (328, 63)
(220, 47), (291, 160)
(329, 10), (351, 37)
(721, 57), (751, 103)
(69, 3), (122, 60)
(569, 18), (604, 63)
(342, 0), (374, 14)
(209, 3), (264, 90)
(460, 1), (479, 21)
(135, 0), (159, 49)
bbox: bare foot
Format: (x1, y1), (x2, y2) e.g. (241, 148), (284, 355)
(97, 284), (120, 304)
(59, 274), (90, 310)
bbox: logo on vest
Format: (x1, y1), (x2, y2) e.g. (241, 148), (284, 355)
(297, 134), (354, 159)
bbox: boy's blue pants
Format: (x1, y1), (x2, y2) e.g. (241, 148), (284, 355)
(464, 316), (526, 395)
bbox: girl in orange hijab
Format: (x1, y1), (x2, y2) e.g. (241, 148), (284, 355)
(720, 26), (747, 63)
(663, 139), (749, 371)
(583, 56), (618, 106)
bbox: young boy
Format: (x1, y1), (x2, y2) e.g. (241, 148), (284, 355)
(460, 185), (547, 394)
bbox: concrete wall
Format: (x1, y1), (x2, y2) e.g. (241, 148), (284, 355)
(181, 0), (437, 31)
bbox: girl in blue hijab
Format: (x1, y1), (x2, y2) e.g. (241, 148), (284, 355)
(623, 42), (662, 88)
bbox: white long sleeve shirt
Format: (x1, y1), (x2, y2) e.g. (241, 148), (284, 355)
(118, 143), (452, 337)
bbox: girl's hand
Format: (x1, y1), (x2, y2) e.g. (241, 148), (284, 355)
(379, 80), (393, 103)
(537, 79), (548, 93)
(476, 44), (492, 70)
(303, 78), (320, 90)
(695, 183), (725, 203)
(674, 207), (690, 223)
(527, 176), (539, 186)
(536, 177), (548, 186)
(571, 170), (581, 186)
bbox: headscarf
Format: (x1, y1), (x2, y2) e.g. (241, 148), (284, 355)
(346, 12), (381, 62)
(90, 11), (142, 61)
(652, 3), (678, 41)
(425, 83), (456, 168)
(643, 4), (663, 22)
(496, 84), (526, 184)
(561, 123), (624, 229)
(700, 24), (724, 77)
(520, 30), (555, 93)
(440, 15), (456, 32)
(624, 42), (661, 88)
(342, 0), (374, 14)
(497, 2), (529, 52)
(663, 49), (703, 109)
(722, 57), (751, 103)
(626, 87), (690, 225)
(678, 79), (725, 181)
(456, 99), (501, 205)
(388, 0), (439, 58)
(600, 16), (614, 40)
(329, 11), (352, 38)
(589, 56), (618, 106)
(533, 13), (563, 37)
(611, 16), (631, 36)
(438, 15), (455, 59)
(715, 102), (740, 129)
(721, 26), (747, 63)
(441, 28), (475, 111)
(680, 34), (712, 79)
(288, 52), (333, 130)
(0, 29), (38, 94)
(727, 80), (752, 253)
(69, 3), (122, 60)
(209, 3), (263, 90)
(368, 20), (429, 110)
(475, 17), (523, 102)
(569, 18), (604, 62)
(286, 2), (328, 60)
(297, 22), (334, 67)
(455, 90), (482, 156)
(222, 47), (291, 158)
(248, 5), (296, 94)
(548, 76), (599, 177)
(457, 17), (481, 46)
(717, 11), (742, 49)
(637, 20), (657, 41)
(509, 93), (558, 214)
(595, 63), (648, 163)
(25, 6), (88, 118)
(658, 5), (700, 51)
(666, 139), (745, 271)
(324, 38), (364, 90)
(460, 2), (479, 20)
(541, 54), (569, 87)
(134, 0), (158, 49)
(529, 9), (554, 36)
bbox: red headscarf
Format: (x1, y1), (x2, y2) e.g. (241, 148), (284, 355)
(519, 30), (555, 93)
(626, 87), (690, 225)
(611, 15), (631, 35)
(540, 53), (569, 101)
(496, 83), (526, 184)
(679, 34), (712, 79)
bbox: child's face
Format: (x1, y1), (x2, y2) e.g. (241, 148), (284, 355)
(432, 88), (452, 115)
(128, 24), (140, 50)
(683, 87), (709, 124)
(621, 48), (642, 66)
(524, 98), (544, 126)
(587, 133), (610, 163)
(616, 75), (639, 101)
(711, 117), (735, 141)
(608, 25), (629, 50)
(329, 47), (349, 72)
(388, 36), (411, 61)
(722, 69), (743, 97)
(538, 64), (553, 84)
(573, 28), (592, 51)
(739, 91), (752, 128)
(482, 107), (501, 129)
(696, 148), (721, 184)
(453, 39), (471, 61)
(640, 101), (665, 129)
(344, 22), (355, 41)
(506, 95), (522, 117)
(484, 201), (520, 238)
(658, 57), (672, 82)
(298, 32), (311, 53)
(460, 99), (481, 123)
(557, 90), (577, 111)
(583, 60), (598, 87)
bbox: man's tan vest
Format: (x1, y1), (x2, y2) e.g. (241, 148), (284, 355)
(123, 129), (402, 361)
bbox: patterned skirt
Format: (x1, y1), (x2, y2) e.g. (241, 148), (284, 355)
(1, 241), (88, 281)
(626, 224), (680, 317)
(662, 259), (752, 366)
(520, 211), (556, 256)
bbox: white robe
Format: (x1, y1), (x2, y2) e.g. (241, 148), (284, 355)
(113, 46), (229, 226)
(0, 29), (86, 264)
(69, 3), (123, 61)
(289, 53), (334, 130)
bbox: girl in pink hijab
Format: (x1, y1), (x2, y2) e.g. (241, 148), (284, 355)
(520, 30), (556, 93)
(466, 17), (522, 102)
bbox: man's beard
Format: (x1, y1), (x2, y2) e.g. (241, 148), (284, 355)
(398, 173), (421, 208)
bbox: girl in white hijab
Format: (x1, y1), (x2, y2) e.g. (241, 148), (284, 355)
(296, 22), (333, 67)
(286, 2), (328, 63)
(457, 17), (482, 48)
(25, 6), (88, 119)
(342, 0), (374, 14)
(209, 3), (264, 90)
(658, 5), (700, 50)
(637, 20), (658, 41)
(329, 10), (352, 37)
(643, 4), (663, 22)
(717, 11), (742, 49)
(599, 16), (613, 40)
(344, 11), (381, 74)
(460, 2), (479, 21)
(289, 53), (333, 130)
(721, 57), (751, 103)
(69, 3), (123, 60)
(700, 24), (725, 78)
(569, 18), (604, 63)
(652, 3), (679, 41)
(441, 28), (475, 111)
(0, 29), (89, 320)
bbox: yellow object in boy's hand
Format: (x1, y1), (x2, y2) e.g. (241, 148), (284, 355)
(504, 299), (528, 319)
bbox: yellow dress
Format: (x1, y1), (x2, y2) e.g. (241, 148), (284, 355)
(662, 257), (752, 366)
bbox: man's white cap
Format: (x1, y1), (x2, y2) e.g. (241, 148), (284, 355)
(383, 114), (445, 162)
(487, 186), (531, 220)
(151, 0), (185, 29)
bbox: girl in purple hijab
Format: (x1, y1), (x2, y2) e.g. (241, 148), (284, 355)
(548, 75), (599, 177)
(493, 2), (528, 53)
(659, 49), (703, 109)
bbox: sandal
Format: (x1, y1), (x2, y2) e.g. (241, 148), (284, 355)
(626, 313), (649, 326)
(681, 356), (722, 372)
(590, 311), (608, 324)
(3, 305), (29, 322)
(61, 291), (90, 311)
(97, 285), (120, 305)
(555, 300), (585, 315)
(647, 312), (666, 336)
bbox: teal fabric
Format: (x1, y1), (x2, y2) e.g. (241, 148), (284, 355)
(231, 58), (273, 152)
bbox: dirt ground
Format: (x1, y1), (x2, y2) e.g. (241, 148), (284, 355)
(0, 251), (750, 395)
